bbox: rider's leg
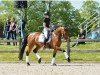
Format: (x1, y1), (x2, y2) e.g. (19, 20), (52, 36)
(43, 28), (48, 45)
(43, 28), (48, 39)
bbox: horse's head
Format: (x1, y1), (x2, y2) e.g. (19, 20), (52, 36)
(54, 26), (69, 41)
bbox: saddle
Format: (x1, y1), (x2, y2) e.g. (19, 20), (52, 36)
(38, 33), (51, 43)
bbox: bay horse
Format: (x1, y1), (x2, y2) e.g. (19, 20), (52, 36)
(18, 26), (70, 66)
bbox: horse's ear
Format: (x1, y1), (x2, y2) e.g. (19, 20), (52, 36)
(64, 27), (68, 31)
(64, 27), (67, 30)
(60, 25), (63, 27)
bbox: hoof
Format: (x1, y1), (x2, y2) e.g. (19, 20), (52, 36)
(68, 57), (71, 63)
(27, 62), (30, 66)
(38, 58), (41, 64)
(18, 56), (23, 61)
(19, 59), (23, 61)
(51, 63), (57, 66)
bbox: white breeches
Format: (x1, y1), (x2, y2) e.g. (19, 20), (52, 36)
(43, 28), (51, 39)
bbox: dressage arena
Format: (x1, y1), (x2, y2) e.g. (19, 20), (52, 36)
(0, 62), (100, 75)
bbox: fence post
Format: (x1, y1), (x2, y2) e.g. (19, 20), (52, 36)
(67, 37), (71, 62)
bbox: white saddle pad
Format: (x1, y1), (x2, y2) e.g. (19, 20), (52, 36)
(38, 33), (45, 43)
(38, 33), (51, 43)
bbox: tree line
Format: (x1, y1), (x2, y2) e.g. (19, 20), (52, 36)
(0, 0), (99, 37)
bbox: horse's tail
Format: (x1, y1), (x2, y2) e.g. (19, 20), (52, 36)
(18, 34), (29, 60)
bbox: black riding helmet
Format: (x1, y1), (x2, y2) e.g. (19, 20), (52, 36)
(44, 11), (50, 16)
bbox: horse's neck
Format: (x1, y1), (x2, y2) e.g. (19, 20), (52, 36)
(53, 29), (61, 38)
(54, 29), (60, 35)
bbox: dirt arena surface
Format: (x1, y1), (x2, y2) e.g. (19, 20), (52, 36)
(0, 62), (100, 75)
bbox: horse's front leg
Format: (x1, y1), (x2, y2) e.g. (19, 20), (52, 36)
(61, 49), (70, 62)
(55, 46), (70, 62)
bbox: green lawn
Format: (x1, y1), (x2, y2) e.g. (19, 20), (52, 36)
(0, 42), (100, 62)
(61, 42), (100, 50)
(0, 45), (19, 51)
(0, 52), (100, 62)
(0, 42), (100, 51)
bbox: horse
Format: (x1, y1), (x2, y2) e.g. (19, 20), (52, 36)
(18, 26), (70, 66)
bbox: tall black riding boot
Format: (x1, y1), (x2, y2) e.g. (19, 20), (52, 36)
(44, 39), (47, 45)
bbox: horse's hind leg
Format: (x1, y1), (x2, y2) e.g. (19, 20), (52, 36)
(26, 50), (30, 66)
(51, 50), (57, 66)
(33, 46), (41, 64)
(26, 45), (34, 66)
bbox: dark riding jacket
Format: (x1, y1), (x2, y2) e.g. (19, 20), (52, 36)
(44, 18), (50, 28)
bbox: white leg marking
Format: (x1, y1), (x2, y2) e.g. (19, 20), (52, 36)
(36, 53), (41, 59)
(51, 57), (55, 65)
(64, 52), (69, 59)
(26, 56), (29, 63)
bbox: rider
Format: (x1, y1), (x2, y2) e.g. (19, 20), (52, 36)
(43, 11), (51, 46)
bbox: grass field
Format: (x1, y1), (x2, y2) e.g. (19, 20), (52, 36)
(0, 52), (100, 62)
(0, 44), (19, 51)
(0, 42), (100, 62)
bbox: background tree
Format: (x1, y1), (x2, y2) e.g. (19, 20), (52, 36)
(80, 0), (99, 31)
(50, 1), (82, 36)
(0, 1), (84, 37)
(0, 1), (16, 37)
(26, 1), (45, 33)
(80, 0), (99, 19)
